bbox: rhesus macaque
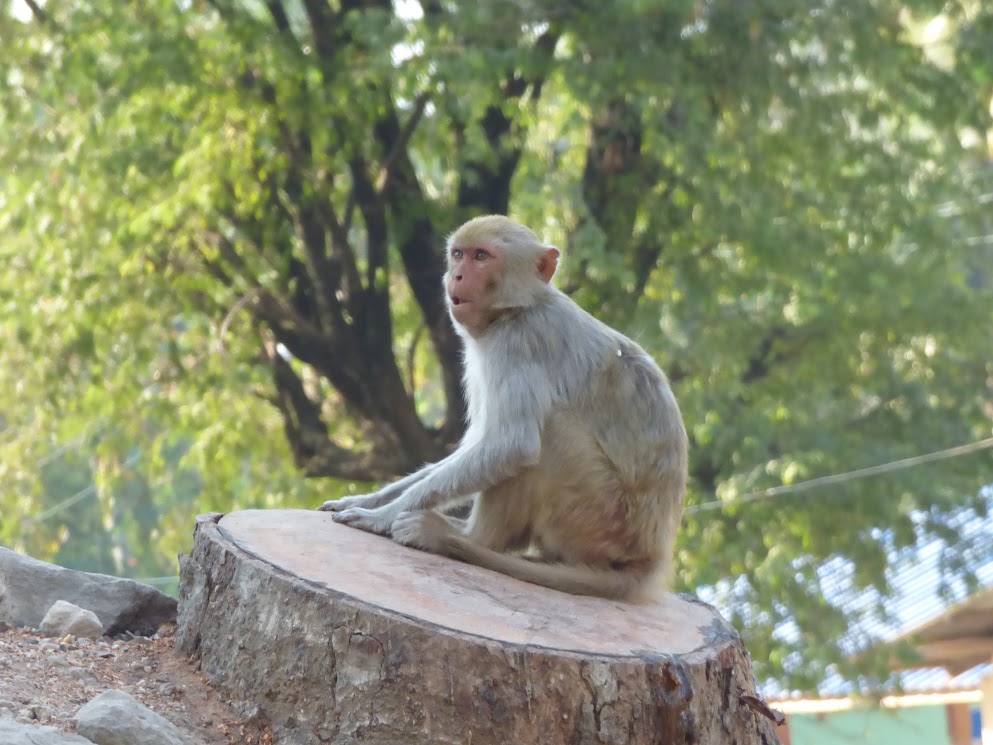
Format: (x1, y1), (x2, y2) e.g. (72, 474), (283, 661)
(319, 215), (688, 601)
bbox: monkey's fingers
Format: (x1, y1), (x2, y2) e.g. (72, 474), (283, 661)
(318, 494), (372, 512)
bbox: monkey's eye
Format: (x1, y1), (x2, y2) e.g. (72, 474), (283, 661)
(473, 249), (490, 261)
(451, 248), (464, 261)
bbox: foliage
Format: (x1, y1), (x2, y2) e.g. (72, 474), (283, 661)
(1, 0), (992, 689)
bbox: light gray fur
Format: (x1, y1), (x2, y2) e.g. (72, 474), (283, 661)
(322, 218), (688, 601)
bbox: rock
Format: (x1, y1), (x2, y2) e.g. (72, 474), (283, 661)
(29, 703), (54, 722)
(40, 601), (103, 639)
(0, 719), (94, 744)
(0, 547), (177, 636)
(231, 700), (263, 724)
(179, 510), (783, 745)
(74, 690), (190, 745)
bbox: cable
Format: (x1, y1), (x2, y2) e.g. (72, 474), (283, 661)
(684, 436), (993, 515)
(35, 434), (91, 468)
(24, 483), (98, 524)
(23, 452), (141, 524)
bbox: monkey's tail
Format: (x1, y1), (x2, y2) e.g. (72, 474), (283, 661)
(444, 535), (663, 601)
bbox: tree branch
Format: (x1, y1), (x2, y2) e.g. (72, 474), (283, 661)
(348, 158), (392, 358)
(268, 166), (355, 348)
(361, 86), (467, 443)
(22, 0), (47, 23)
(346, 155), (441, 461)
(301, 0), (340, 59)
(264, 338), (411, 480)
(375, 90), (433, 195)
(456, 29), (561, 213)
(265, 0), (291, 32)
(204, 0), (235, 22)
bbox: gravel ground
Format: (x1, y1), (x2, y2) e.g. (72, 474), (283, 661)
(0, 621), (275, 744)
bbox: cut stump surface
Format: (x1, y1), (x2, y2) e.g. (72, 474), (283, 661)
(177, 510), (780, 745)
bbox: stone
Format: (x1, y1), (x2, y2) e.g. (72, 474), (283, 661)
(0, 547), (177, 636)
(74, 690), (190, 745)
(0, 719), (94, 744)
(40, 601), (103, 639)
(29, 703), (54, 722)
(231, 699), (263, 724)
(178, 510), (783, 745)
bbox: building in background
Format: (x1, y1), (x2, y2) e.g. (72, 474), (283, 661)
(769, 506), (993, 745)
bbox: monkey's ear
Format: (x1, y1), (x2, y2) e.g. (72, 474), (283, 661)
(537, 246), (560, 283)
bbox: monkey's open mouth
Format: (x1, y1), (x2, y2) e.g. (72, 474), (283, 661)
(451, 296), (467, 305)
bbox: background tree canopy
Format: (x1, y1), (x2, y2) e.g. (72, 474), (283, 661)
(1, 0), (992, 690)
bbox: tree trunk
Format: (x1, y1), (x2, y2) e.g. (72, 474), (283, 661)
(176, 511), (782, 745)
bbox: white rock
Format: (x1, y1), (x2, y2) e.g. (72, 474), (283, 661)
(74, 690), (191, 745)
(40, 601), (103, 639)
(0, 719), (93, 744)
(30, 702), (54, 722)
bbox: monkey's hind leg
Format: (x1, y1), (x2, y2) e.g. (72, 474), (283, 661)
(391, 510), (460, 553)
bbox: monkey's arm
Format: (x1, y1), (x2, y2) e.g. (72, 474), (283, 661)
(399, 426), (541, 508)
(331, 432), (540, 534)
(332, 366), (550, 535)
(317, 461), (441, 512)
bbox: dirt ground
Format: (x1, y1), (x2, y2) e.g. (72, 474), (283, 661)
(0, 621), (274, 744)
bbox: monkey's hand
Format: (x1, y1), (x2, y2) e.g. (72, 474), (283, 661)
(391, 510), (454, 554)
(318, 493), (381, 513)
(331, 504), (399, 536)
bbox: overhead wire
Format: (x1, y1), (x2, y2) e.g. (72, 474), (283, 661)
(684, 436), (993, 515)
(23, 452), (141, 524)
(21, 436), (993, 521)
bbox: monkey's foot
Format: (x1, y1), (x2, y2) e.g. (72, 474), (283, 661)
(330, 505), (396, 536)
(391, 510), (452, 553)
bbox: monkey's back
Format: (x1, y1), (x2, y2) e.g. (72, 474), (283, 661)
(535, 290), (687, 488)
(510, 289), (688, 567)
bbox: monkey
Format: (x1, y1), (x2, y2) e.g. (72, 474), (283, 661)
(319, 215), (688, 601)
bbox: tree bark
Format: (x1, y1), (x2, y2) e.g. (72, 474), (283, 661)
(177, 511), (782, 745)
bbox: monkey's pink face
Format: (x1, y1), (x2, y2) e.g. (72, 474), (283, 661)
(447, 244), (504, 331)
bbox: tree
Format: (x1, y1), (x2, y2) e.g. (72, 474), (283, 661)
(1, 0), (991, 689)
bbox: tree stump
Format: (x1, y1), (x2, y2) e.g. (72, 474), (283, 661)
(177, 510), (781, 745)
